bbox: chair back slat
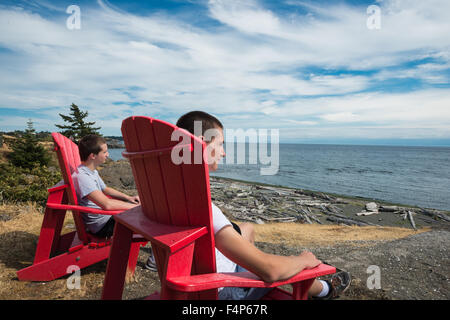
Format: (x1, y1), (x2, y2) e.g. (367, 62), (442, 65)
(121, 116), (217, 298)
(151, 119), (191, 226)
(121, 116), (160, 222)
(51, 132), (89, 243)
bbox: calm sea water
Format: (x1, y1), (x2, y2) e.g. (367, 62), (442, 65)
(108, 144), (450, 211)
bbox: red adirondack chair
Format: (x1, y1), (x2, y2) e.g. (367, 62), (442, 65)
(17, 132), (147, 281)
(101, 116), (336, 300)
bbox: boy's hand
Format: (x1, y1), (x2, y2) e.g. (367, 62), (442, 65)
(298, 251), (322, 270)
(127, 195), (140, 204)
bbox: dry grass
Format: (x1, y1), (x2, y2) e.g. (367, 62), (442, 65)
(0, 202), (105, 300)
(253, 223), (430, 247)
(0, 142), (11, 164)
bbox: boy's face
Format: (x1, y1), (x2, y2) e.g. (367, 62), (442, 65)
(92, 143), (109, 165)
(205, 127), (225, 172)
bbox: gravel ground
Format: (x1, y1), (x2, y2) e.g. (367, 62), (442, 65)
(112, 230), (449, 300)
(259, 230), (449, 300)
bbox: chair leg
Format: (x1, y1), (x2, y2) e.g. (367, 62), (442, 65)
(292, 278), (315, 300)
(102, 222), (133, 300)
(161, 288), (189, 300)
(50, 209), (67, 255)
(33, 208), (66, 264)
(125, 241), (143, 282)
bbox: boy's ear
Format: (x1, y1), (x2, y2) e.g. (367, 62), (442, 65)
(198, 135), (212, 145)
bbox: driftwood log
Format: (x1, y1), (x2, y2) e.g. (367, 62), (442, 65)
(320, 209), (378, 226)
(407, 211), (417, 230)
(325, 216), (372, 226)
(419, 208), (450, 222)
(208, 177), (449, 228)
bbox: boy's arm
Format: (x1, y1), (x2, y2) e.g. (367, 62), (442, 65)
(87, 189), (138, 211)
(102, 187), (140, 204)
(215, 225), (322, 283)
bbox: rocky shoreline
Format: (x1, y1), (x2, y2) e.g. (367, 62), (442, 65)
(105, 137), (125, 149)
(99, 159), (450, 231)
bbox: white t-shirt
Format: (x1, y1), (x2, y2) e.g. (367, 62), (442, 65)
(211, 202), (237, 273)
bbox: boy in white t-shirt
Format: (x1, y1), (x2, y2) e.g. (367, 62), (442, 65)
(176, 111), (351, 300)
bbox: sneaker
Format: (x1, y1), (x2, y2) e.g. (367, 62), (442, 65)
(144, 254), (157, 271)
(316, 271), (351, 300)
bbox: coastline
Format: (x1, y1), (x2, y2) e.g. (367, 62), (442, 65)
(211, 174), (424, 209)
(106, 143), (450, 212)
(100, 159), (450, 231)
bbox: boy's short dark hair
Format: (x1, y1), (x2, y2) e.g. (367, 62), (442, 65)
(176, 111), (223, 138)
(78, 134), (106, 161)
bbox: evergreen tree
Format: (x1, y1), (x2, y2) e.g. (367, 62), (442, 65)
(8, 119), (51, 169)
(56, 103), (101, 143)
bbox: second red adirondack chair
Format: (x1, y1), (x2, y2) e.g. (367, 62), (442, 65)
(101, 116), (336, 300)
(17, 132), (147, 282)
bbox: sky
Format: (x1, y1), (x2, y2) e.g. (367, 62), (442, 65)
(0, 0), (449, 146)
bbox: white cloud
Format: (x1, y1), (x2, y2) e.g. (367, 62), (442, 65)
(273, 88), (450, 135)
(208, 0), (281, 36)
(320, 112), (362, 123)
(0, 0), (449, 140)
(373, 61), (450, 84)
(208, 0), (450, 69)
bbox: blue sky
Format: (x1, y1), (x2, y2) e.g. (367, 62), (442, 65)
(0, 0), (449, 146)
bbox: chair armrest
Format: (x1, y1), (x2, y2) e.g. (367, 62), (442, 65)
(46, 203), (123, 215)
(145, 224), (208, 254)
(47, 184), (68, 193)
(166, 263), (336, 292)
(46, 184), (125, 215)
(48, 184), (121, 201)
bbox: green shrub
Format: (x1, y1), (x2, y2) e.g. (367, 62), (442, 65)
(0, 163), (62, 206)
(8, 120), (51, 169)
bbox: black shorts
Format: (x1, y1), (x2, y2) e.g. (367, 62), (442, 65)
(94, 217), (116, 238)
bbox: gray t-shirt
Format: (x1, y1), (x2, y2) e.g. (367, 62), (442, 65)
(212, 202), (237, 273)
(73, 165), (111, 234)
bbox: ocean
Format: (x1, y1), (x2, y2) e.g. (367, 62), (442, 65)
(108, 144), (450, 211)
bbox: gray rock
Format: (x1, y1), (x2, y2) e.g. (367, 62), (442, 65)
(366, 202), (378, 212)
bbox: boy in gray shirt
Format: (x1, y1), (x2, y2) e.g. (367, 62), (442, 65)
(73, 134), (140, 237)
